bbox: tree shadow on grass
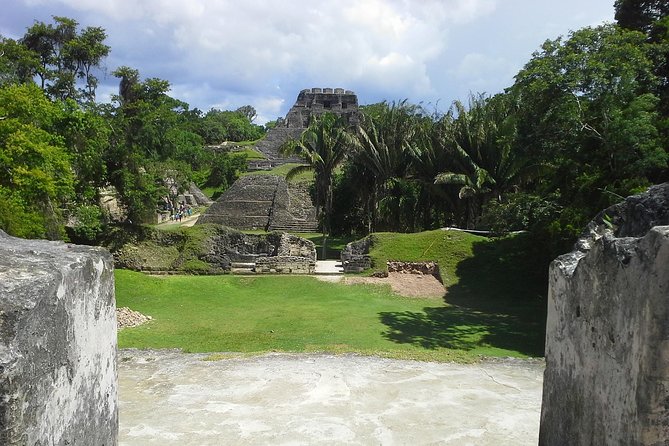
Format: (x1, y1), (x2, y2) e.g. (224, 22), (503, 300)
(380, 233), (549, 357)
(380, 305), (544, 355)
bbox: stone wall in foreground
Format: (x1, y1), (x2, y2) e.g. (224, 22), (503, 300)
(540, 183), (669, 445)
(0, 231), (117, 445)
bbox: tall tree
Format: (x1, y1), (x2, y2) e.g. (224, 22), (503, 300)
(281, 113), (356, 235)
(615, 0), (669, 34)
(66, 26), (110, 101)
(21, 17), (109, 102)
(0, 83), (74, 238)
(512, 23), (667, 221)
(0, 36), (40, 86)
(434, 94), (543, 228)
(352, 101), (425, 231)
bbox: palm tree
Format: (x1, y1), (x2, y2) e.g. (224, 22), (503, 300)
(352, 100), (425, 232)
(434, 94), (547, 228)
(280, 112), (356, 236)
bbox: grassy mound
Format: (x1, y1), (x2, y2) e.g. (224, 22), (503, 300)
(103, 223), (293, 274)
(366, 229), (548, 356)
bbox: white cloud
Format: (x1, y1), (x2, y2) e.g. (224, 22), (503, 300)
(9, 0), (616, 120)
(18, 0), (500, 119)
(452, 53), (517, 94)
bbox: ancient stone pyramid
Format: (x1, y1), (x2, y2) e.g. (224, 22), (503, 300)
(197, 175), (318, 232)
(251, 87), (360, 168)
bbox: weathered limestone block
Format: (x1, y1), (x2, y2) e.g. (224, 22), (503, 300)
(0, 231), (117, 445)
(341, 236), (373, 273)
(188, 182), (213, 206)
(387, 261), (441, 281)
(540, 183), (669, 446)
(276, 233), (316, 260)
(342, 256), (371, 273)
(255, 256), (316, 274)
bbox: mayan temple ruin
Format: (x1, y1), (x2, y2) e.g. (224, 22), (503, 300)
(250, 87), (360, 169)
(200, 88), (359, 232)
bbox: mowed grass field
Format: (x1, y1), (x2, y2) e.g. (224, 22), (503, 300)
(116, 229), (548, 361)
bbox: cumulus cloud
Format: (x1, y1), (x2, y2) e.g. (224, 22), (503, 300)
(8, 0), (615, 122)
(451, 53), (518, 95)
(18, 0), (500, 120)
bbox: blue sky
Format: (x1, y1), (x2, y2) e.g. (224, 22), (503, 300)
(1, 0), (614, 123)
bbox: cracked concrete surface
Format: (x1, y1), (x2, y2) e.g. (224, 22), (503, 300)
(119, 350), (543, 445)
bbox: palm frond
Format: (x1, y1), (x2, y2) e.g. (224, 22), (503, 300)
(284, 164), (314, 182)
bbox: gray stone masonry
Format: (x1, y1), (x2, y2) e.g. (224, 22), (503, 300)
(252, 88), (360, 167)
(387, 261), (442, 282)
(253, 127), (304, 164)
(188, 182), (213, 205)
(284, 87), (360, 129)
(276, 233), (317, 259)
(540, 183), (669, 445)
(198, 175), (278, 230)
(255, 256), (315, 274)
(0, 231), (118, 445)
(197, 175), (318, 232)
(341, 236), (373, 273)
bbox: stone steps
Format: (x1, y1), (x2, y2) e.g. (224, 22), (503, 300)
(314, 260), (344, 275)
(230, 262), (256, 274)
(230, 262), (256, 269)
(270, 222), (319, 232)
(230, 268), (256, 275)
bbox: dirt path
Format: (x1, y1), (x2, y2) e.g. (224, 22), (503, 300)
(344, 272), (446, 298)
(119, 350), (543, 445)
(155, 213), (200, 229)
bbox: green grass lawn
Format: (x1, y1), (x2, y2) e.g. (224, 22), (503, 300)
(115, 228), (548, 361)
(116, 270), (537, 361)
(368, 229), (548, 357)
(235, 147), (265, 160)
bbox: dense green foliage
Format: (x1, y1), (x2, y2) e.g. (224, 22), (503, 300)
(324, 7), (668, 264)
(0, 17), (262, 238)
(2, 3), (668, 262)
(196, 108), (265, 144)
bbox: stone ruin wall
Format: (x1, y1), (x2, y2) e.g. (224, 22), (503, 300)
(202, 231), (316, 274)
(283, 87), (360, 129)
(340, 236), (373, 273)
(0, 231), (118, 445)
(252, 88), (360, 167)
(540, 183), (669, 445)
(387, 261), (441, 281)
(112, 224), (316, 274)
(255, 256), (315, 274)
